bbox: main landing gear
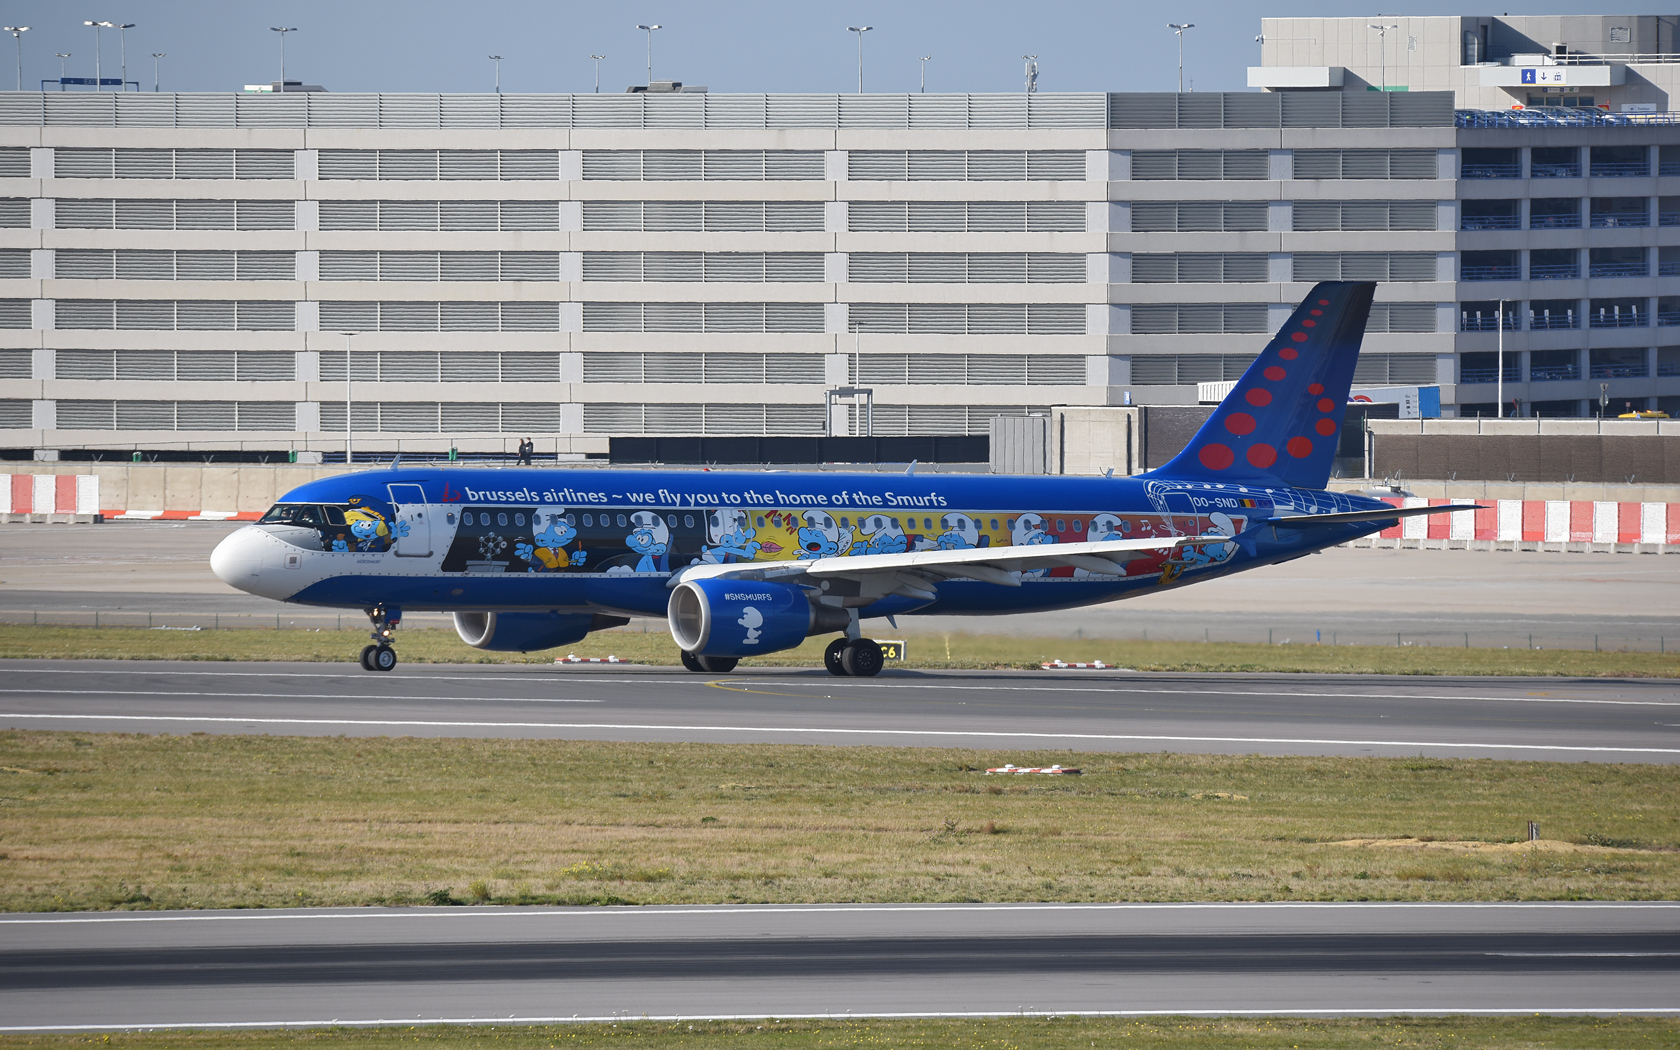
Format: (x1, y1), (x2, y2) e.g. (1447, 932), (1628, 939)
(825, 637), (884, 678)
(679, 650), (739, 674)
(359, 606), (401, 672)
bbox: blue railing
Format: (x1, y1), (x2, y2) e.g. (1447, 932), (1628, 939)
(1463, 163), (1522, 179)
(1529, 263), (1579, 280)
(1459, 367), (1521, 383)
(1461, 215), (1522, 230)
(1460, 313), (1518, 332)
(1588, 262), (1650, 278)
(1529, 312), (1579, 330)
(1590, 362), (1649, 379)
(1530, 214), (1582, 229)
(1532, 161), (1582, 178)
(1590, 213), (1651, 228)
(1662, 212), (1680, 226)
(1591, 309), (1648, 328)
(1659, 362), (1680, 377)
(1660, 310), (1680, 327)
(1662, 262), (1680, 276)
(1457, 109), (1680, 128)
(1530, 364), (1581, 381)
(1590, 161), (1651, 177)
(1662, 161), (1680, 176)
(1461, 265), (1521, 281)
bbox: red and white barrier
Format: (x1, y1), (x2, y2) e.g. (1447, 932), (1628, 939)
(1374, 498), (1680, 549)
(1041, 660), (1112, 669)
(104, 509), (262, 521)
(986, 764), (1082, 775)
(556, 654), (622, 664)
(0, 474), (99, 518)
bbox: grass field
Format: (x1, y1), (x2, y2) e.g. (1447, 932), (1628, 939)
(0, 1017), (1676, 1050)
(2, 730), (1676, 912)
(1, 623), (1676, 677)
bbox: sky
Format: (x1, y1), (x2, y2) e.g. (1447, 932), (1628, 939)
(0, 1), (1605, 97)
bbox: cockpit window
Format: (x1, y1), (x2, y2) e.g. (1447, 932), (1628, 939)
(322, 505), (346, 526)
(259, 504), (321, 526)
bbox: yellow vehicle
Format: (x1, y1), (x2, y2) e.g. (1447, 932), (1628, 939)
(1618, 410), (1671, 419)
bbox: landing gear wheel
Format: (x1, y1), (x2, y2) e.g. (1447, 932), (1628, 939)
(824, 638), (851, 676)
(359, 644), (378, 671)
(371, 645), (398, 672)
(695, 655), (738, 673)
(842, 638), (884, 678)
(680, 649), (705, 673)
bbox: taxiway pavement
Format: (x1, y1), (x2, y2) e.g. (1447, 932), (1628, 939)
(1, 902), (1675, 1029)
(3, 660), (1677, 762)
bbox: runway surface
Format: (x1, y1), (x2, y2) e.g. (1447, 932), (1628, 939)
(4, 660), (1678, 762)
(2, 902), (1676, 1028)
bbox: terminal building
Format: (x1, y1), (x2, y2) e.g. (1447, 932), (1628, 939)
(0, 13), (1677, 464)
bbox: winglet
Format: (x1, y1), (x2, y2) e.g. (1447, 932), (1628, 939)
(905, 459), (917, 476)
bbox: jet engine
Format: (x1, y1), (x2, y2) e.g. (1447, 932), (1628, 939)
(453, 611), (630, 653)
(667, 578), (849, 658)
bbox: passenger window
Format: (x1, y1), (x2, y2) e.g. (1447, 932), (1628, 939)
(497, 512), (508, 527)
(756, 516), (764, 528)
(564, 514), (575, 525)
(515, 513), (526, 526)
(684, 514), (694, 528)
(1007, 518), (1016, 530)
(1055, 519), (1066, 532)
(445, 513), (455, 525)
(666, 514), (677, 528)
(1073, 519), (1083, 532)
(582, 514), (592, 527)
(924, 518), (933, 530)
(840, 517), (850, 528)
(989, 519), (998, 531)
(616, 513), (627, 528)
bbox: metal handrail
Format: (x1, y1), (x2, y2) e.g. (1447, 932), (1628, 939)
(1528, 264), (1580, 279)
(1589, 363), (1649, 378)
(1531, 163), (1583, 178)
(1457, 109), (1680, 127)
(1588, 263), (1650, 278)
(1553, 52), (1680, 65)
(1461, 216), (1522, 230)
(1589, 214), (1651, 228)
(1462, 163), (1522, 179)
(1589, 161), (1651, 177)
(1529, 365), (1581, 381)
(1529, 313), (1579, 330)
(1530, 215), (1582, 229)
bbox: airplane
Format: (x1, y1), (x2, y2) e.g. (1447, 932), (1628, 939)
(211, 281), (1466, 677)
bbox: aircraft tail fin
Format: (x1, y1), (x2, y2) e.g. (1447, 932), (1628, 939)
(1152, 281), (1376, 489)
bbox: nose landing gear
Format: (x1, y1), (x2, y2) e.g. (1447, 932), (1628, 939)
(359, 606), (401, 672)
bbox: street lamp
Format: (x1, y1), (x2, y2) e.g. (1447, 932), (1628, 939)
(848, 26), (872, 93)
(591, 54), (605, 93)
(1023, 54), (1038, 94)
(151, 52), (164, 92)
(55, 53), (69, 91)
(1368, 23), (1398, 92)
(2, 27), (26, 93)
(270, 27), (297, 86)
(635, 24), (660, 87)
(115, 22), (134, 92)
(1168, 24), (1194, 93)
(488, 55), (502, 93)
(83, 22), (114, 90)
(918, 54), (931, 93)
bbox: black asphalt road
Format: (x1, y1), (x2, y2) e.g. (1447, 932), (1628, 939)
(1, 903), (1676, 1028)
(2, 660), (1678, 762)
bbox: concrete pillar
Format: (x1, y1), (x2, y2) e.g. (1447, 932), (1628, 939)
(824, 201), (847, 233)
(1267, 200), (1292, 232)
(1268, 149), (1292, 181)
(559, 200), (582, 231)
(559, 150), (582, 182)
(824, 252), (847, 284)
(824, 151), (848, 182)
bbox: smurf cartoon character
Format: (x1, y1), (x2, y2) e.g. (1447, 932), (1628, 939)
(850, 513), (908, 556)
(341, 497), (409, 553)
(1009, 512), (1056, 577)
(701, 508), (763, 564)
(934, 512), (980, 550)
(516, 507), (587, 572)
(1087, 513), (1130, 543)
(796, 509), (853, 560)
(625, 510), (670, 573)
(737, 606), (764, 646)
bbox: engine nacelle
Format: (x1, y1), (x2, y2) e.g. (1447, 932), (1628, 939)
(668, 578), (849, 658)
(453, 611), (629, 653)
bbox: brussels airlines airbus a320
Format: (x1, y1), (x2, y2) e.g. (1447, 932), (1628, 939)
(211, 281), (1461, 677)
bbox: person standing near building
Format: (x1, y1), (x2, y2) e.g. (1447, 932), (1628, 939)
(517, 437), (534, 465)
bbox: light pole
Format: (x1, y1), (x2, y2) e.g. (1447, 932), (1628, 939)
(3, 28), (27, 93)
(270, 27), (297, 86)
(151, 52), (163, 92)
(115, 22), (134, 91)
(635, 24), (660, 87)
(591, 54), (604, 92)
(1023, 54), (1038, 94)
(848, 26), (872, 93)
(1168, 24), (1194, 92)
(918, 55), (930, 93)
(55, 53), (69, 91)
(489, 55), (501, 93)
(83, 22), (113, 90)
(1368, 23), (1398, 92)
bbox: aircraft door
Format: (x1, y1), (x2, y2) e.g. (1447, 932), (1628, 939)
(386, 483), (433, 557)
(1162, 491), (1198, 536)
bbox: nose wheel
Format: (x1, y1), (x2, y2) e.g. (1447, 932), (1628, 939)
(359, 606), (401, 671)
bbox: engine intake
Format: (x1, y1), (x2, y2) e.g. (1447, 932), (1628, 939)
(453, 611), (630, 653)
(668, 578), (849, 658)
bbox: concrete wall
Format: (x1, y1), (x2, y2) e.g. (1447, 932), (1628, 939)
(0, 462), (355, 514)
(1368, 417), (1680, 484)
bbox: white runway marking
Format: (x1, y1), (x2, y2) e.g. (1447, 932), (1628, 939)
(5, 1008), (1679, 1032)
(3, 900), (1675, 925)
(12, 667), (1675, 707)
(2, 712), (1677, 755)
(0, 689), (598, 705)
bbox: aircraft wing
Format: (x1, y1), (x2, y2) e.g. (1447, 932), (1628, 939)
(673, 533), (1227, 596)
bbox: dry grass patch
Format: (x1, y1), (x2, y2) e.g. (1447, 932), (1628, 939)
(2, 623), (1677, 677)
(2, 731), (1678, 911)
(0, 1016), (1677, 1050)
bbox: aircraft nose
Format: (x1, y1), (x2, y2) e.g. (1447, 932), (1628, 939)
(211, 525), (279, 595)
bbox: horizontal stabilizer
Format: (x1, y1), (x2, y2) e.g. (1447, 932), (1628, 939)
(1268, 505), (1487, 529)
